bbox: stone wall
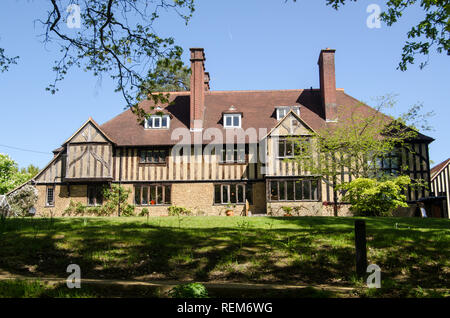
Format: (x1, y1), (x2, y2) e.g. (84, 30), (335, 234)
(35, 184), (87, 217)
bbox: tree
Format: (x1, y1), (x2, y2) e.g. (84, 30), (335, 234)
(0, 0), (195, 119)
(137, 58), (191, 100)
(0, 154), (34, 194)
(7, 184), (38, 217)
(338, 176), (412, 216)
(20, 164), (40, 178)
(289, 95), (432, 215)
(292, 0), (449, 70)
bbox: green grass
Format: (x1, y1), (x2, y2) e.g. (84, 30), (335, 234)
(0, 216), (448, 297)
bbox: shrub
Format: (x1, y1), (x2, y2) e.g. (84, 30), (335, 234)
(168, 206), (191, 216)
(339, 176), (412, 216)
(121, 204), (135, 217)
(168, 283), (208, 298)
(139, 208), (149, 217)
(63, 200), (87, 216)
(281, 206), (293, 216)
(7, 185), (38, 217)
(102, 185), (134, 216)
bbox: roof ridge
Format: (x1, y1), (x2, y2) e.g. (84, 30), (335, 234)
(431, 158), (450, 179)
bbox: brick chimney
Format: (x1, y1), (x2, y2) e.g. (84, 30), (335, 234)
(318, 49), (337, 122)
(190, 48), (206, 131)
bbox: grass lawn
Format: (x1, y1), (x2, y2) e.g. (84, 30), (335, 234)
(0, 216), (448, 297)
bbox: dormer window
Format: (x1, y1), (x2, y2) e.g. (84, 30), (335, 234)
(276, 106), (300, 120)
(145, 115), (170, 129)
(223, 113), (241, 128)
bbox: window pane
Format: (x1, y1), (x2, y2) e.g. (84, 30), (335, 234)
(222, 185), (229, 203)
(146, 118), (152, 128)
(154, 117), (161, 128)
(160, 150), (167, 163)
(96, 187), (103, 206)
(226, 147), (234, 162)
(142, 187), (148, 205)
(214, 185), (221, 204)
(295, 180), (302, 200)
(147, 150), (153, 162)
(220, 149), (226, 162)
(391, 157), (399, 169)
(135, 186), (141, 205)
(162, 116), (167, 128)
(88, 187), (95, 205)
(230, 185), (237, 204)
(382, 158), (390, 169)
(233, 115), (239, 127)
(246, 183), (253, 205)
(237, 185), (244, 203)
(237, 146), (245, 162)
(278, 140), (285, 157)
(47, 187), (54, 205)
(286, 141), (293, 157)
(156, 186), (163, 204)
(153, 151), (159, 163)
(225, 116), (232, 126)
(140, 150), (146, 163)
(279, 181), (286, 200)
(164, 185), (171, 204)
(287, 181), (294, 200)
(303, 180), (311, 200)
(311, 180), (318, 200)
(150, 186), (156, 204)
(270, 182), (278, 201)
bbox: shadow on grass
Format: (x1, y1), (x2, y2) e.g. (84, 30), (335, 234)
(0, 217), (448, 290)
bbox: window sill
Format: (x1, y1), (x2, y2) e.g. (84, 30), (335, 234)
(213, 203), (245, 206)
(136, 204), (171, 207)
(268, 200), (320, 203)
(219, 162), (247, 165)
(139, 162), (167, 166)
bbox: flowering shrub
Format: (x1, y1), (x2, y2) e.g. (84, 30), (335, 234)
(7, 185), (38, 217)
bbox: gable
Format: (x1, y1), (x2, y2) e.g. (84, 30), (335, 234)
(269, 112), (313, 137)
(69, 121), (110, 143)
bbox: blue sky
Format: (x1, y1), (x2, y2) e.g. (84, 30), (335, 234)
(0, 0), (448, 170)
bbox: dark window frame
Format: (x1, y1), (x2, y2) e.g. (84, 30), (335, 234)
(139, 148), (168, 164)
(277, 138), (295, 158)
(375, 150), (401, 177)
(87, 185), (104, 206)
(46, 185), (55, 207)
(213, 183), (251, 205)
(268, 178), (320, 202)
(134, 184), (171, 206)
(219, 144), (247, 164)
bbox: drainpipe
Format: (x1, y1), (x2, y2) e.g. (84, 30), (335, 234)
(118, 147), (122, 217)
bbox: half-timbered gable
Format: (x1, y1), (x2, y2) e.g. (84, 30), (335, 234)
(65, 119), (113, 181)
(429, 158), (450, 218)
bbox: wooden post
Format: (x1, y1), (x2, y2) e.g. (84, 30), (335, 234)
(354, 220), (367, 278)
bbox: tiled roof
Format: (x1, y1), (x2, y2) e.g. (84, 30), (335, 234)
(431, 158), (450, 179)
(100, 89), (434, 146)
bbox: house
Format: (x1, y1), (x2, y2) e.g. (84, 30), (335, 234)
(428, 158), (450, 218)
(23, 48), (434, 216)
